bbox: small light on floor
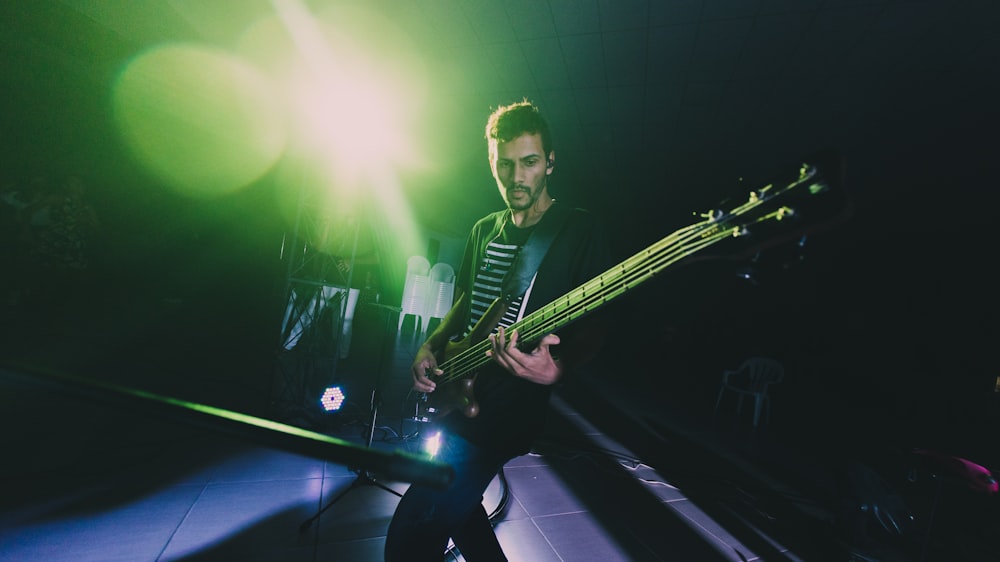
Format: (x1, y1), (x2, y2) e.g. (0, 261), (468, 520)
(422, 430), (442, 458)
(320, 386), (346, 412)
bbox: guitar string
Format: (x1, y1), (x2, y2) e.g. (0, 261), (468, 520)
(511, 211), (782, 346)
(434, 207), (793, 384)
(434, 169), (815, 384)
(433, 221), (729, 383)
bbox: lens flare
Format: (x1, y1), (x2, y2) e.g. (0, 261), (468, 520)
(112, 44), (286, 199)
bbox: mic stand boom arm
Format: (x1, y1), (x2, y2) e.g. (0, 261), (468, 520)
(0, 364), (453, 489)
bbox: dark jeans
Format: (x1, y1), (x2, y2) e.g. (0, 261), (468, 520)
(385, 432), (511, 562)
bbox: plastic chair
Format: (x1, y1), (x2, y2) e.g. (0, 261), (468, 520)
(713, 357), (784, 427)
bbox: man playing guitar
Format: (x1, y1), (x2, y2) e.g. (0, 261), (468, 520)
(385, 100), (612, 561)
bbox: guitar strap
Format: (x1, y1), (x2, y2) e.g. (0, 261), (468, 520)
(500, 202), (572, 303)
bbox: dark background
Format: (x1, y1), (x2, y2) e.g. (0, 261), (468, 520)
(2, 0), (998, 519)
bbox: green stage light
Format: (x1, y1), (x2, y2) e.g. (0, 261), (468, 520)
(251, 0), (427, 257)
(112, 44), (286, 199)
(112, 1), (430, 263)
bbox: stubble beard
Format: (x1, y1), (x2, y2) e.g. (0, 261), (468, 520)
(505, 182), (540, 211)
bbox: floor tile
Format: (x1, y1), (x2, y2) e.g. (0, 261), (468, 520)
(488, 470), (528, 521)
(0, 483), (204, 562)
(315, 535), (387, 562)
(159, 478), (322, 560)
(493, 518), (562, 562)
(311, 474), (404, 543)
(503, 464), (588, 517)
(532, 511), (651, 562)
(1, 325), (908, 562)
(208, 446), (325, 483)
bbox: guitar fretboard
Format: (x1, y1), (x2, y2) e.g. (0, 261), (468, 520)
(436, 165), (821, 383)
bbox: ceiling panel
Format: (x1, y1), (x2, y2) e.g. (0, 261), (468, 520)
(522, 37), (574, 90)
(607, 84), (647, 125)
(783, 6), (881, 80)
(643, 83), (683, 126)
(60, 0), (199, 46)
(415, 0), (480, 48)
(758, 0), (824, 15)
(845, 3), (939, 79)
(648, 0), (704, 27)
(539, 98), (583, 143)
(549, 0), (601, 35)
(446, 45), (500, 96)
(821, 0), (890, 8)
(558, 33), (607, 89)
(602, 28), (648, 86)
(731, 12), (812, 80)
(504, 0), (559, 40)
(577, 121), (617, 184)
(700, 0), (761, 21)
(687, 17), (754, 82)
(573, 86), (613, 126)
(682, 79), (726, 108)
(483, 42), (537, 92)
(646, 24), (698, 85)
(596, 0), (649, 31)
(463, 0), (516, 45)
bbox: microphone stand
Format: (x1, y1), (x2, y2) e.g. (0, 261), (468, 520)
(300, 303), (404, 531)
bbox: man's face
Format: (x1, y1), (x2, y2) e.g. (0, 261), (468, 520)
(490, 132), (553, 211)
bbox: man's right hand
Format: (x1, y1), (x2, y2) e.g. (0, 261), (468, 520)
(411, 345), (441, 393)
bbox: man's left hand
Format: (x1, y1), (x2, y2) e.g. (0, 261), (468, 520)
(487, 326), (563, 385)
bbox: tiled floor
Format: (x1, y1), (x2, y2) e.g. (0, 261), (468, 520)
(2, 293), (997, 561)
(0, 349), (819, 562)
(0, 366), (811, 562)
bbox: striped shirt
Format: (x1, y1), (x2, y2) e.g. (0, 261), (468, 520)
(465, 239), (529, 336)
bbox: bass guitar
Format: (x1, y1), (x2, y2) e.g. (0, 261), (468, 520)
(417, 159), (846, 421)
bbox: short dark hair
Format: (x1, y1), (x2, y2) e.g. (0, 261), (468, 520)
(484, 100), (553, 159)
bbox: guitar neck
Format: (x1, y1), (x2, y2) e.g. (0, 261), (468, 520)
(437, 164), (824, 382)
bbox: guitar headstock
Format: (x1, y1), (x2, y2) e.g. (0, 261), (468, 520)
(687, 151), (851, 263)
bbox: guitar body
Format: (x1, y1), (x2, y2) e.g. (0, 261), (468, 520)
(423, 297), (511, 419)
(426, 339), (480, 418)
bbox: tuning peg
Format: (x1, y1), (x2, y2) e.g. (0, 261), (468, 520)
(809, 181), (828, 195)
(699, 209), (724, 221)
(751, 184), (774, 201)
(775, 207), (795, 221)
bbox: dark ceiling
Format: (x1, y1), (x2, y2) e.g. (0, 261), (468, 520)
(4, 0), (997, 227)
